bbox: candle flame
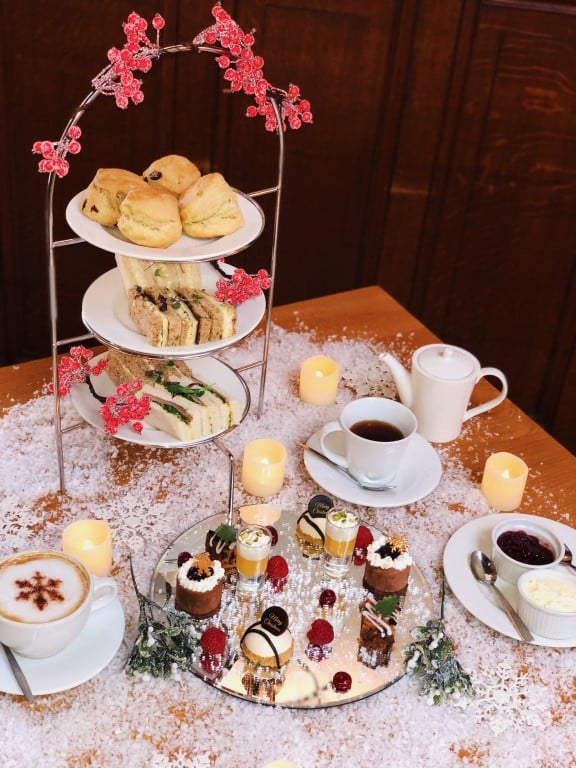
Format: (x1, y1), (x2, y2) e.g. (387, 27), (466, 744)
(314, 370), (325, 378)
(82, 539), (95, 550)
(501, 469), (511, 480)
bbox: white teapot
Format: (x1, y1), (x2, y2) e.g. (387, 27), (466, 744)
(380, 344), (508, 443)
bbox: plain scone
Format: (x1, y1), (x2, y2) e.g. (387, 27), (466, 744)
(142, 154), (201, 196)
(117, 186), (182, 248)
(179, 172), (244, 239)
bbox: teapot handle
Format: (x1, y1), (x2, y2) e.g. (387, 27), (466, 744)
(463, 367), (508, 422)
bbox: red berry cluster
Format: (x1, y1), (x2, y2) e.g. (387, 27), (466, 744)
(99, 381), (150, 435)
(215, 267), (270, 306)
(200, 626), (227, 674)
(266, 555), (289, 592)
(305, 618), (334, 661)
(49, 345), (107, 397)
(94, 12), (165, 109)
(194, 3), (312, 132)
(32, 126), (82, 179)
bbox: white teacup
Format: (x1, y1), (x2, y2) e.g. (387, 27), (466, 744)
(320, 397), (417, 487)
(0, 549), (118, 658)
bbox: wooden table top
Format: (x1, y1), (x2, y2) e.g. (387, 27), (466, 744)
(1, 285), (574, 767)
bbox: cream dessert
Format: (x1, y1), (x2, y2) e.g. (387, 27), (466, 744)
(295, 494), (333, 558)
(241, 606), (294, 668)
(363, 533), (412, 605)
(175, 552), (224, 619)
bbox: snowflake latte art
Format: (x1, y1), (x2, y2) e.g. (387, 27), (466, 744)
(0, 551), (89, 623)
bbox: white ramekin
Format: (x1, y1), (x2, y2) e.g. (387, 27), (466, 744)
(491, 516), (563, 584)
(517, 568), (576, 639)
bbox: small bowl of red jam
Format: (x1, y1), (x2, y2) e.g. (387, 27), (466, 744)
(491, 516), (564, 584)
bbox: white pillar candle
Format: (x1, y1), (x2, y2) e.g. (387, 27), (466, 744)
(62, 519), (112, 577)
(299, 355), (340, 405)
(241, 439), (287, 497)
(481, 452), (528, 511)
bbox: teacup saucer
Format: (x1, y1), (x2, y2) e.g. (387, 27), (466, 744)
(0, 598), (125, 697)
(304, 428), (442, 508)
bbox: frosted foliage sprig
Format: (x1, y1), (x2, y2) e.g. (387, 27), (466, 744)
(194, 3), (313, 132)
(126, 558), (200, 678)
(50, 345), (107, 397)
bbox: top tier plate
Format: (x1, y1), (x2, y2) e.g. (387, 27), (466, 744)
(65, 189), (265, 261)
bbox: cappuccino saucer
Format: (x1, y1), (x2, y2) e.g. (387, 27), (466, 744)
(0, 598), (124, 697)
(303, 428), (442, 508)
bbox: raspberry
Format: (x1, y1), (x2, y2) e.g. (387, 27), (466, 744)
(266, 525), (279, 546)
(267, 555), (288, 579)
(332, 671), (352, 693)
(177, 551), (192, 567)
(200, 626), (227, 655)
(305, 642), (333, 662)
(355, 525), (374, 549)
(307, 618), (334, 645)
(319, 589), (336, 608)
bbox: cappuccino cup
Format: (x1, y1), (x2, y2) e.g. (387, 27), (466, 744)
(320, 397), (417, 487)
(0, 550), (117, 658)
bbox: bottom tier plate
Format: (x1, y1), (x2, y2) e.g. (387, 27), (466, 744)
(151, 508), (433, 709)
(70, 353), (250, 448)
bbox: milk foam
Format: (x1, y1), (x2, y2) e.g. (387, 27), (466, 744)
(0, 554), (88, 623)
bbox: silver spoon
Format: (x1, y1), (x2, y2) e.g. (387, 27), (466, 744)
(296, 441), (396, 491)
(560, 544), (576, 572)
(469, 550), (534, 642)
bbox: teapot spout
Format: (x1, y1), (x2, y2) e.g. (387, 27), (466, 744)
(380, 352), (413, 408)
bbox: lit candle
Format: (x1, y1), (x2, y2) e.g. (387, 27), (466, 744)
(299, 355), (340, 405)
(62, 519), (112, 577)
(481, 452), (529, 511)
(241, 439), (287, 497)
(239, 503), (282, 526)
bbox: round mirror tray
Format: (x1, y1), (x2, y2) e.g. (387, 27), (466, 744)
(151, 508), (433, 709)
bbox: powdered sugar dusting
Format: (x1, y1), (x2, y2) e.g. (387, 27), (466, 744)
(0, 324), (574, 768)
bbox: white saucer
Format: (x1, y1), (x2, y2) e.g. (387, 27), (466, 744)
(304, 428), (442, 508)
(0, 598), (125, 696)
(443, 513), (576, 647)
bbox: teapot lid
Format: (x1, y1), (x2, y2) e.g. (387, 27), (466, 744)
(415, 344), (476, 380)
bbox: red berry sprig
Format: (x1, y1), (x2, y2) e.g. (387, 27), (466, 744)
(93, 11), (165, 108)
(33, 12), (164, 177)
(215, 267), (270, 306)
(194, 3), (312, 132)
(50, 345), (107, 397)
(99, 381), (150, 435)
(32, 126), (82, 179)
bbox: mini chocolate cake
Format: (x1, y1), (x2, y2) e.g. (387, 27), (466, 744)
(175, 552), (224, 619)
(205, 523), (237, 581)
(357, 594), (398, 669)
(363, 533), (412, 606)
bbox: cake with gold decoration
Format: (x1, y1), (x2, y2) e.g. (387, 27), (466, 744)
(363, 533), (412, 605)
(175, 552), (224, 619)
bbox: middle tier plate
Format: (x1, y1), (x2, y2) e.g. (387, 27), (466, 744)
(82, 264), (266, 358)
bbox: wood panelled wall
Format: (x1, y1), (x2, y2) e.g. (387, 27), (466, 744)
(1, 0), (574, 454)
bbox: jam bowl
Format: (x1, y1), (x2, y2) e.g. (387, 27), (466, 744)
(491, 516), (563, 584)
(517, 568), (576, 639)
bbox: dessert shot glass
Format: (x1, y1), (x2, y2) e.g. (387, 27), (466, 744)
(323, 508), (360, 578)
(236, 525), (272, 598)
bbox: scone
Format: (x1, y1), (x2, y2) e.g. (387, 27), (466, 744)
(81, 168), (147, 226)
(142, 154), (201, 196)
(178, 172), (244, 239)
(117, 186), (182, 248)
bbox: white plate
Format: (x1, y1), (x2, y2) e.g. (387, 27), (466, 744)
(82, 265), (265, 358)
(443, 513), (576, 647)
(70, 353), (250, 448)
(66, 189), (265, 261)
(304, 428), (442, 508)
(0, 598), (124, 697)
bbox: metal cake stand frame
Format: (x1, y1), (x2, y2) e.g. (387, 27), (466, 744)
(43, 41), (286, 508)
